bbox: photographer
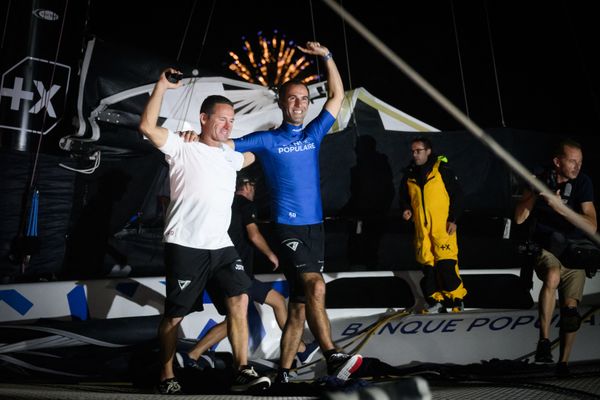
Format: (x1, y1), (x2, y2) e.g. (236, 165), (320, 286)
(514, 139), (597, 374)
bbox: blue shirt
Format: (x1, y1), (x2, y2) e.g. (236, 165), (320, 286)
(234, 109), (336, 225)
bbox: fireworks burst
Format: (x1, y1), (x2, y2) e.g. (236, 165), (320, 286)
(227, 31), (320, 87)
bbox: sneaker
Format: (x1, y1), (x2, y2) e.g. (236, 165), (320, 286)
(175, 351), (204, 370)
(275, 369), (290, 384)
(156, 377), (183, 395)
(422, 302), (446, 314)
(295, 341), (320, 366)
(326, 352), (363, 381)
(451, 299), (464, 313)
(534, 338), (553, 364)
(231, 366), (271, 392)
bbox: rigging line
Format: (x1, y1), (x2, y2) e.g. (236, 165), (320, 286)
(176, 0), (198, 62)
(0, 0), (11, 50)
(561, 2), (600, 124)
(28, 0), (70, 193)
(194, 0), (217, 67)
(484, 0), (506, 127)
(178, 78), (198, 132)
(321, 0), (600, 247)
(450, 0), (469, 118)
(176, 0), (215, 132)
(308, 0), (322, 80)
(340, 0), (359, 133)
(340, 1), (353, 90)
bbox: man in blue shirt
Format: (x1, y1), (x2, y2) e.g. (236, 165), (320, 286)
(232, 41), (363, 383)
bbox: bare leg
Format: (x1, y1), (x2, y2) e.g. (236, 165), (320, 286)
(538, 268), (560, 339)
(302, 272), (335, 352)
(226, 293), (249, 369)
(279, 302), (306, 369)
(158, 316), (183, 381)
(265, 289), (306, 353)
(188, 319), (228, 360)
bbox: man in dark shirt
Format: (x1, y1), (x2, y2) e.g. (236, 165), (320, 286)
(515, 138), (597, 373)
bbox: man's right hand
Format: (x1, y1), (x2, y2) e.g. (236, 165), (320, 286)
(178, 130), (200, 142)
(159, 68), (183, 89)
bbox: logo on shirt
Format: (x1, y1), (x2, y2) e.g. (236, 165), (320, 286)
(277, 140), (316, 154)
(178, 280), (191, 290)
(234, 262), (245, 271)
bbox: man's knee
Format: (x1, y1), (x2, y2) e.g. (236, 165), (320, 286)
(560, 306), (582, 333)
(287, 303), (306, 326)
(227, 293), (249, 313)
(542, 267), (561, 289)
(302, 273), (326, 299)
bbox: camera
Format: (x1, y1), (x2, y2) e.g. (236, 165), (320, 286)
(517, 240), (542, 257)
(559, 239), (600, 278)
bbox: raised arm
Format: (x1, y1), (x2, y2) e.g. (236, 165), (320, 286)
(297, 41), (344, 117)
(139, 68), (182, 148)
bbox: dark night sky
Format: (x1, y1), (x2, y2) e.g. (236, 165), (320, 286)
(86, 0), (600, 136)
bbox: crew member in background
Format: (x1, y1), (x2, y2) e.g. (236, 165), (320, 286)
(400, 136), (467, 313)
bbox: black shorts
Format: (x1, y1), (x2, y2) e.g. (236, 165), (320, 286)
(274, 223), (324, 303)
(248, 278), (273, 305)
(164, 243), (252, 317)
(206, 278), (273, 316)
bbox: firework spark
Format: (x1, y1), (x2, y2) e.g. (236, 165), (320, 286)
(227, 31), (320, 87)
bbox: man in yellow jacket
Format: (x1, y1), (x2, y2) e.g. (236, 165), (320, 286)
(400, 136), (467, 313)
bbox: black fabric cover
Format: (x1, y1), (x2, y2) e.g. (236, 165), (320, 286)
(0, 149), (75, 280)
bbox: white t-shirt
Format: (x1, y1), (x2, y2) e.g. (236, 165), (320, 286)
(159, 130), (244, 249)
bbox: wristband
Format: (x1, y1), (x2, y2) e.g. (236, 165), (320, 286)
(322, 52), (333, 61)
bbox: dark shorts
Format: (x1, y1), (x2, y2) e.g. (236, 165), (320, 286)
(248, 278), (273, 305)
(274, 223), (324, 304)
(207, 278), (273, 316)
(164, 243), (252, 317)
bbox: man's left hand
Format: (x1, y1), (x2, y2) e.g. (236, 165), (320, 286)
(268, 254), (279, 271)
(297, 41), (329, 57)
(178, 130), (200, 142)
(447, 221), (457, 235)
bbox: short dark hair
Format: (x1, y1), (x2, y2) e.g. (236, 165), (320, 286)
(235, 174), (256, 191)
(554, 138), (582, 158)
(411, 136), (433, 151)
(278, 80), (309, 102)
(200, 95), (234, 115)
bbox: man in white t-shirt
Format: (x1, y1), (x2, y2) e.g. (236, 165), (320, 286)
(139, 68), (270, 394)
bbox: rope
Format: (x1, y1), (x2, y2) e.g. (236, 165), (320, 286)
(26, 190), (39, 237)
(308, 0), (322, 81)
(340, 0), (353, 91)
(450, 0), (469, 117)
(14, 0), (70, 269)
(292, 309), (412, 373)
(340, 0), (359, 133)
(513, 305), (600, 362)
(176, 0), (198, 62)
(484, 0), (506, 127)
(0, 0), (11, 50)
(193, 0), (217, 68)
(321, 0), (600, 247)
(28, 0), (69, 193)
